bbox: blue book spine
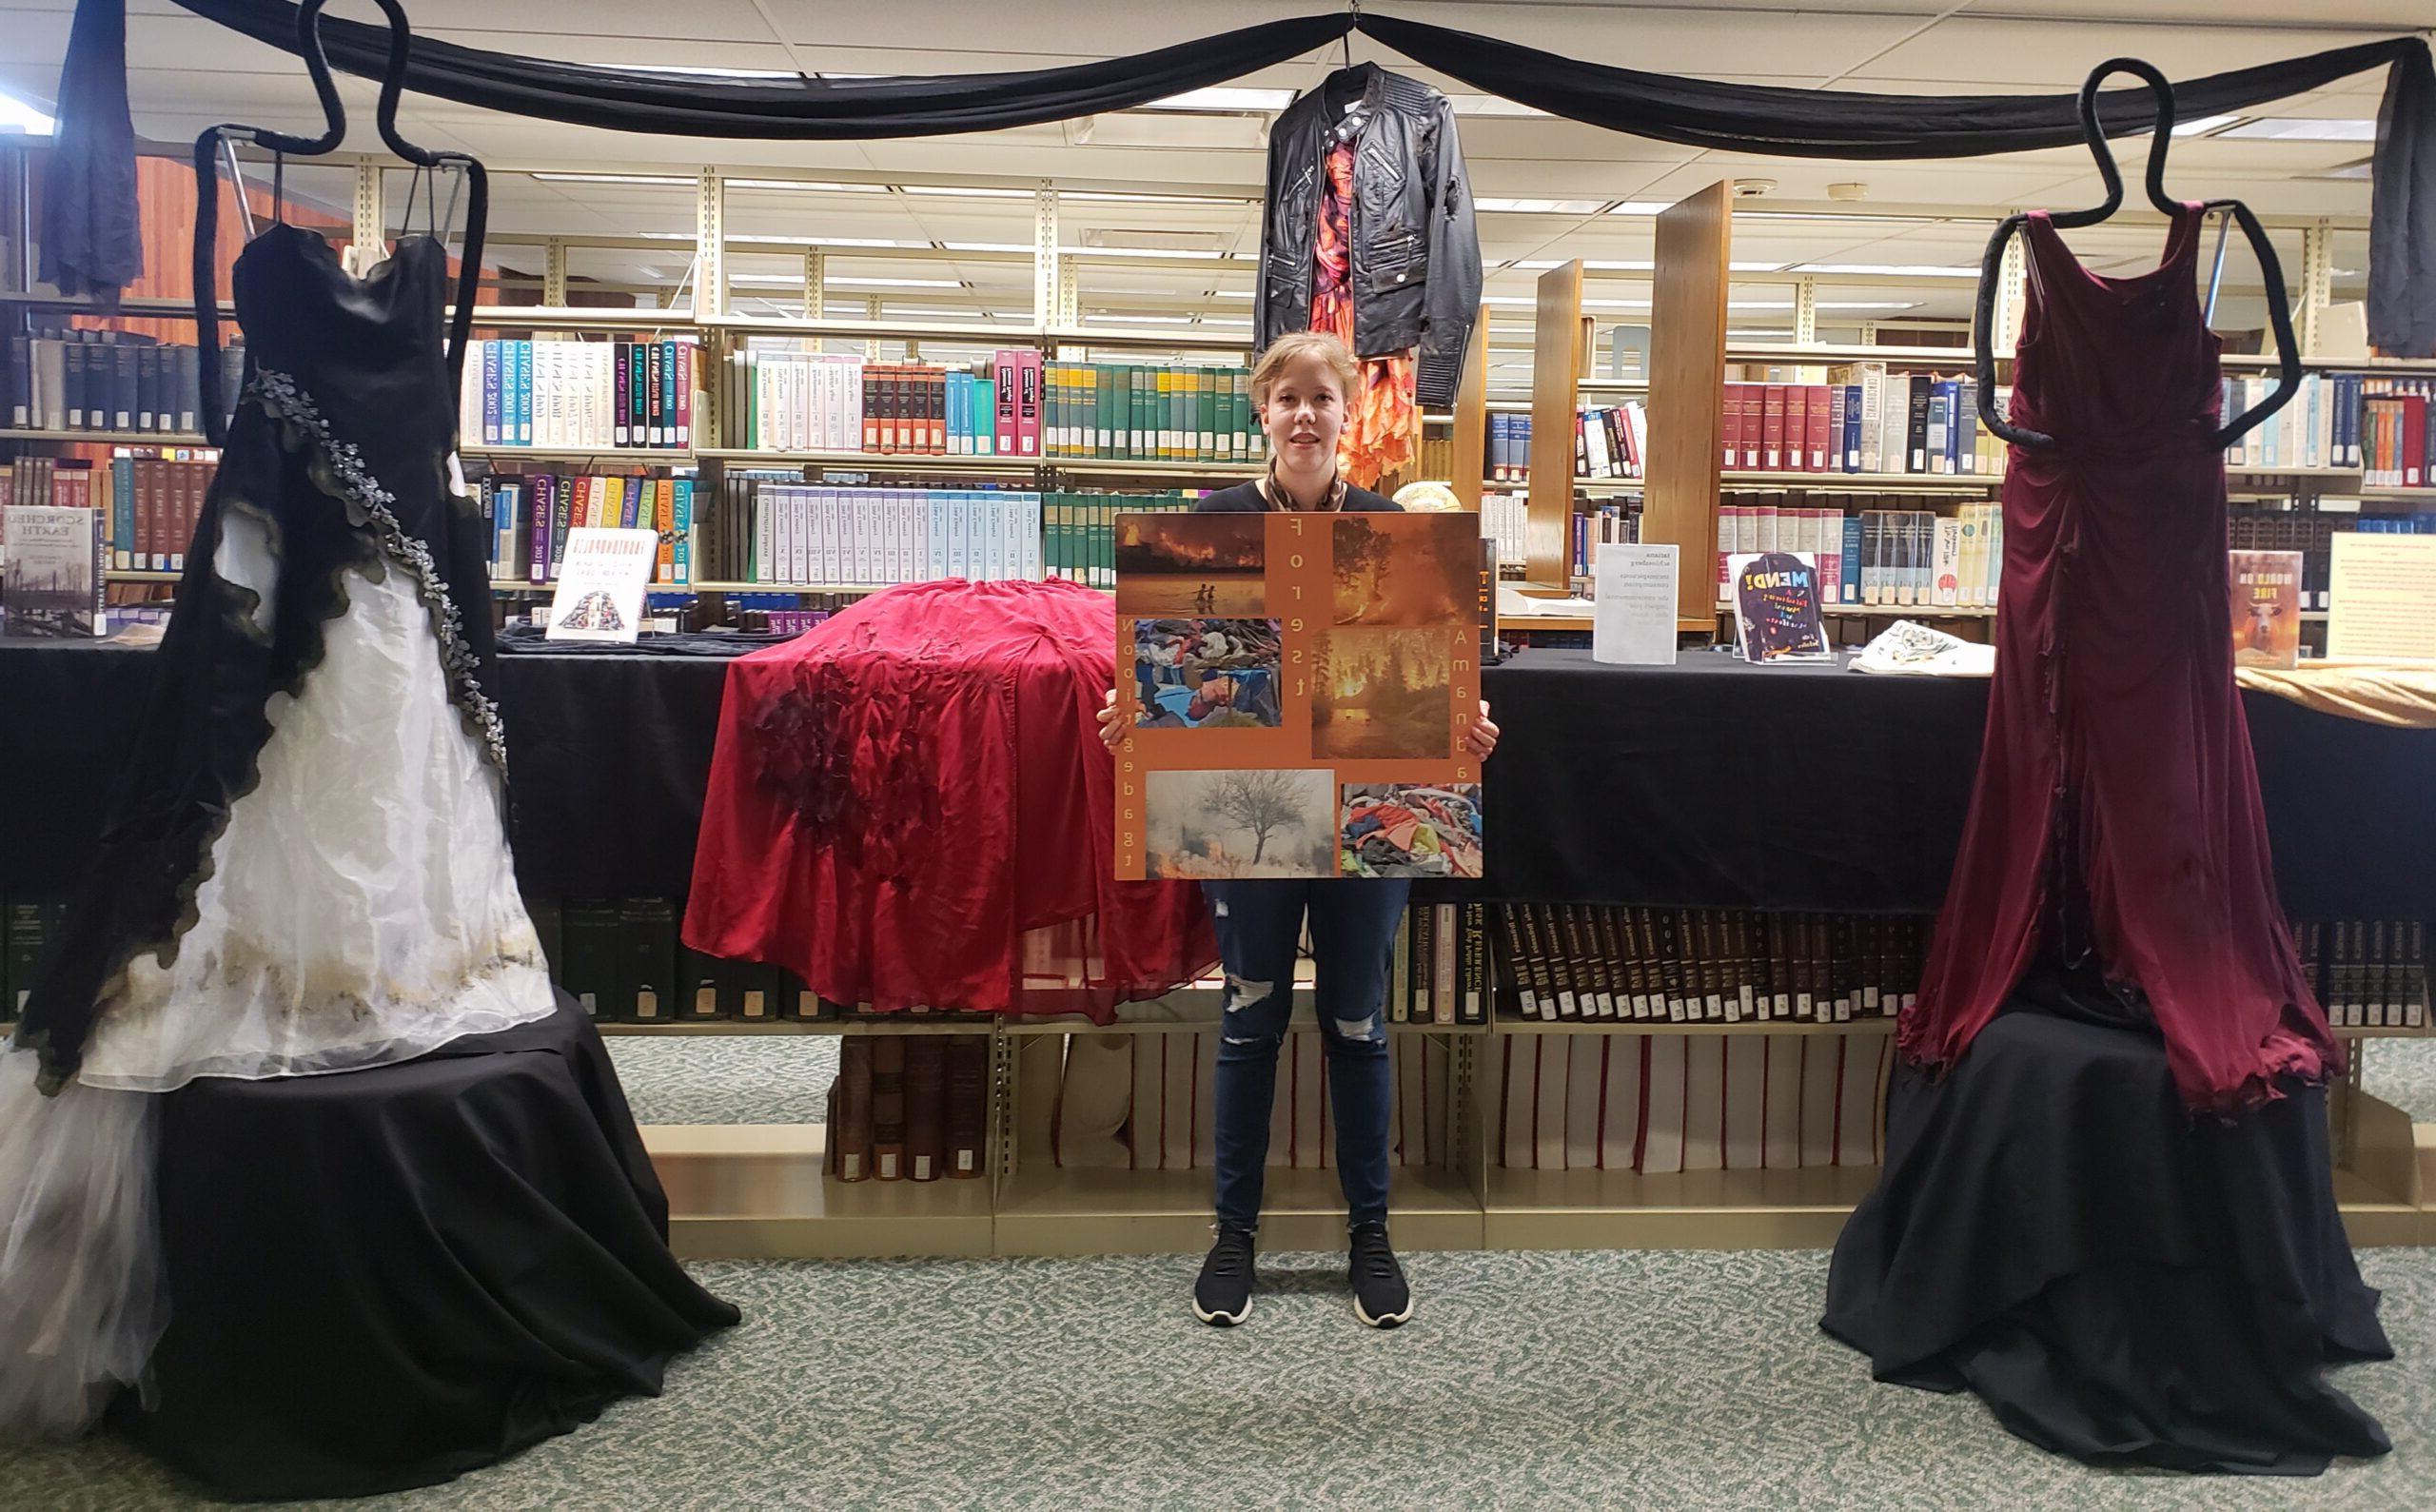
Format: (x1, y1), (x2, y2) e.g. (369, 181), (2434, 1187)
(672, 479), (693, 586)
(1488, 413), (1508, 479)
(1840, 516), (1863, 603)
(509, 342), (529, 444)
(492, 481), (517, 571)
(481, 344), (501, 445)
(659, 342), (677, 445)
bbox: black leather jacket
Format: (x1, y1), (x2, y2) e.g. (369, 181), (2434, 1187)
(1255, 64), (1482, 410)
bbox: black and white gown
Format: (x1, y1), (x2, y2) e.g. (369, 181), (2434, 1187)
(0, 223), (554, 1435)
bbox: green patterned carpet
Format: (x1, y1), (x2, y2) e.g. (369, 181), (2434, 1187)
(3, 1246), (2429, 1509)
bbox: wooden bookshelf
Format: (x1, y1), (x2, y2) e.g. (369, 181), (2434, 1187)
(1497, 1016), (1896, 1035)
(0, 427), (211, 446)
(1720, 469), (1996, 492)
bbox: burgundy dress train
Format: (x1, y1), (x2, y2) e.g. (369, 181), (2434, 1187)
(1897, 201), (2342, 1115)
(1825, 206), (2388, 1476)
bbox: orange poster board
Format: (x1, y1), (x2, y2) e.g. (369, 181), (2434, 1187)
(1112, 510), (1483, 881)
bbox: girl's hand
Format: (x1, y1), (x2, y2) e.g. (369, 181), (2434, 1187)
(1098, 687), (1131, 753)
(1464, 700), (1499, 763)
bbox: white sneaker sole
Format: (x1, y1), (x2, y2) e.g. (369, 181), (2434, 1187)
(1353, 1296), (1411, 1329)
(1193, 1294), (1251, 1326)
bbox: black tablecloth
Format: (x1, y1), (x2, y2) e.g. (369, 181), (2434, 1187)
(1472, 648), (2436, 920)
(3, 641), (2429, 917)
(1823, 982), (2392, 1474)
(112, 992), (739, 1500)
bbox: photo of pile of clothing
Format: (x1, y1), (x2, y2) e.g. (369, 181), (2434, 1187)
(1132, 617), (1285, 729)
(1340, 783), (1484, 878)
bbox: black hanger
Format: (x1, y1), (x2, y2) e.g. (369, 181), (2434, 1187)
(188, 0), (489, 445)
(363, 0), (489, 399)
(189, 0), (347, 443)
(1974, 57), (2300, 451)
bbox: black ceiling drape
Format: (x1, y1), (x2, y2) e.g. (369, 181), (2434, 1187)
(38, 0), (2436, 353)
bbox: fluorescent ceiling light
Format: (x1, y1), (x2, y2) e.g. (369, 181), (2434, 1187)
(941, 242), (1034, 254)
(900, 185), (1037, 199)
(1604, 203), (1678, 217)
(1212, 290), (1255, 299)
(1792, 263), (1980, 278)
(729, 178), (887, 194)
(1819, 300), (1925, 310)
(1063, 190), (1249, 206)
(2219, 117), (2375, 142)
(534, 172), (691, 187)
(1138, 87), (1298, 113)
(0, 89), (56, 135)
(2171, 113), (2244, 137)
(1063, 245), (1229, 260)
(819, 276), (959, 288)
(1084, 314), (1196, 324)
(1728, 328), (1796, 340)
(1478, 197), (1611, 215)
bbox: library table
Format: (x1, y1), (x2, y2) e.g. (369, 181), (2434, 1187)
(2, 642), (2428, 920)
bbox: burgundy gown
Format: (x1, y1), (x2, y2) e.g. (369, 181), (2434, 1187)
(1899, 202), (2343, 1116)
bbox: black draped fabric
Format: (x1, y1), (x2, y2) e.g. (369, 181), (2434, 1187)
(39, 0), (142, 300)
(12, 224), (509, 1090)
(4, 644), (2432, 915)
(35, 1), (2421, 350)
(1823, 972), (2391, 1474)
(111, 992), (738, 1500)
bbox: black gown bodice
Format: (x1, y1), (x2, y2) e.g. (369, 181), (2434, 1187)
(14, 223), (507, 1090)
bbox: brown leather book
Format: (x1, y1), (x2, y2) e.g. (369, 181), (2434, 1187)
(944, 1034), (990, 1179)
(870, 1037), (908, 1181)
(903, 1037), (946, 1183)
(833, 1038), (874, 1183)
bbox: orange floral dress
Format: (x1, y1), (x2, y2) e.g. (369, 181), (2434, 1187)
(1312, 137), (1419, 489)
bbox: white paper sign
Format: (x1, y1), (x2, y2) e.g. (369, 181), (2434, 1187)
(2328, 533), (2436, 662)
(1592, 543), (1678, 666)
(545, 527), (658, 644)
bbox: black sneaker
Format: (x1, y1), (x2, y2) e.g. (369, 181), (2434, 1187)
(1348, 1221), (1411, 1328)
(1192, 1223), (1256, 1325)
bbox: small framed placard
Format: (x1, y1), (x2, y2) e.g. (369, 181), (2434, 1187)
(545, 527), (658, 644)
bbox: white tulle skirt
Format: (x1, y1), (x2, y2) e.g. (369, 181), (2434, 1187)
(0, 537), (557, 1438)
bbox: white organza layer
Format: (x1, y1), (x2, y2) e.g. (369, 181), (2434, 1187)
(78, 532), (556, 1091)
(0, 1051), (160, 1441)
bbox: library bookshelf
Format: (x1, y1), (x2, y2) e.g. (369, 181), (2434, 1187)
(616, 958), (2436, 1262)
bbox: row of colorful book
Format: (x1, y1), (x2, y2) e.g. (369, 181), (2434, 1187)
(1040, 361), (1265, 464)
(1720, 369), (2005, 478)
(0, 451), (217, 575)
(827, 1036), (993, 1183)
(2357, 377), (2436, 487)
(1483, 405), (1650, 482)
(1710, 501), (2005, 611)
(2222, 372), (2369, 473)
(460, 338), (697, 451)
(1492, 905), (1931, 1024)
(2297, 919), (2429, 1030)
(1498, 1031), (1890, 1173)
(724, 350), (1029, 458)
(5, 330), (243, 437)
(1567, 500), (1643, 579)
(1047, 1031), (1454, 1173)
(473, 471), (696, 585)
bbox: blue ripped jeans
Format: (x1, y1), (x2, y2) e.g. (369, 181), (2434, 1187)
(1202, 878), (1410, 1230)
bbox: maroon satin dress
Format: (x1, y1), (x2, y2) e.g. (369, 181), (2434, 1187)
(1899, 202), (2342, 1115)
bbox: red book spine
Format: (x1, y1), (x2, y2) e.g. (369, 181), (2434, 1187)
(1761, 385), (1786, 471)
(1806, 385), (1832, 471)
(675, 341), (693, 449)
(1720, 383), (1740, 470)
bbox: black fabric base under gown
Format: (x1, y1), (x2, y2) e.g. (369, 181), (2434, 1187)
(109, 993), (738, 1501)
(1823, 971), (2390, 1475)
